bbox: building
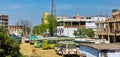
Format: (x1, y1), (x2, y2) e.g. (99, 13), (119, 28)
(0, 15), (8, 31)
(57, 16), (106, 37)
(112, 9), (120, 19)
(9, 25), (23, 36)
(56, 16), (68, 20)
(95, 9), (120, 43)
(73, 14), (84, 19)
(42, 12), (49, 24)
(79, 43), (120, 57)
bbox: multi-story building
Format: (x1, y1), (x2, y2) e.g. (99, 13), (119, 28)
(9, 25), (23, 36)
(95, 9), (120, 43)
(57, 15), (106, 37)
(0, 15), (8, 31)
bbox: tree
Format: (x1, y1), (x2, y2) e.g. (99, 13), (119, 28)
(16, 20), (32, 36)
(0, 28), (24, 57)
(73, 28), (94, 38)
(86, 28), (95, 38)
(33, 15), (57, 37)
(73, 30), (78, 38)
(47, 15), (57, 37)
(33, 23), (49, 36)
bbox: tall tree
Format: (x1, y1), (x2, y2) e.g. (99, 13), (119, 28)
(16, 20), (32, 36)
(0, 28), (24, 57)
(33, 15), (57, 37)
(47, 15), (57, 37)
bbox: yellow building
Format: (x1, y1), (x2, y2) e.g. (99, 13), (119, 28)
(42, 12), (49, 24)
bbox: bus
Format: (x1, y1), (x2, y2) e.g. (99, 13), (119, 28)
(42, 38), (74, 49)
(74, 38), (95, 46)
(55, 41), (80, 56)
(29, 35), (38, 44)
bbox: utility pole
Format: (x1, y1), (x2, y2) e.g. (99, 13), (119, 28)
(48, 0), (56, 37)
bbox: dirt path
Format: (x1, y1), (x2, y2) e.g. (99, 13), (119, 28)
(20, 43), (62, 57)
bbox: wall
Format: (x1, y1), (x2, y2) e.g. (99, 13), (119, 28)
(57, 26), (77, 37)
(107, 50), (120, 57)
(63, 28), (77, 37)
(80, 46), (120, 57)
(79, 46), (99, 57)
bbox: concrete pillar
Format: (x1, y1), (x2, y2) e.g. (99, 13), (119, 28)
(79, 22), (80, 28)
(108, 35), (110, 43)
(71, 21), (72, 27)
(108, 23), (110, 43)
(102, 35), (104, 42)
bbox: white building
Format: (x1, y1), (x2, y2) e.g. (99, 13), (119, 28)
(86, 17), (106, 31)
(79, 43), (120, 57)
(56, 16), (68, 20)
(9, 25), (23, 36)
(57, 16), (106, 37)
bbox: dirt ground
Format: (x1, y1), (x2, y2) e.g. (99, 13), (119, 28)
(20, 43), (62, 57)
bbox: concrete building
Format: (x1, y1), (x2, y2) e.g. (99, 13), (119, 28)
(73, 14), (84, 19)
(95, 9), (120, 43)
(57, 16), (106, 37)
(112, 9), (120, 19)
(56, 16), (68, 20)
(79, 43), (120, 57)
(0, 15), (8, 31)
(9, 25), (23, 36)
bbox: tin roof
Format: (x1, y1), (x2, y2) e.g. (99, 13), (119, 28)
(57, 41), (75, 44)
(80, 43), (120, 50)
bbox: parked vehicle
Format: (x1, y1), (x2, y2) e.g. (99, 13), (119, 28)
(24, 38), (30, 43)
(11, 34), (22, 43)
(42, 39), (56, 49)
(34, 40), (43, 48)
(55, 41), (80, 57)
(29, 35), (38, 44)
(74, 38), (95, 46)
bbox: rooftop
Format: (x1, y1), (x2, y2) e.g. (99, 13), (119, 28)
(80, 43), (120, 50)
(57, 41), (75, 44)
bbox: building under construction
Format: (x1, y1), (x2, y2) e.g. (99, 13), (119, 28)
(95, 9), (120, 43)
(0, 15), (8, 31)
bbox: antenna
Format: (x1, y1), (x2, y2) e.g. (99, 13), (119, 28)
(51, 0), (56, 17)
(76, 8), (79, 15)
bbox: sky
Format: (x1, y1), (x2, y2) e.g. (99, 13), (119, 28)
(0, 0), (120, 26)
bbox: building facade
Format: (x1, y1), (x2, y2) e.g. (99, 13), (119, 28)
(56, 16), (68, 20)
(57, 16), (106, 37)
(95, 9), (120, 43)
(0, 15), (8, 31)
(9, 25), (23, 36)
(79, 43), (120, 57)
